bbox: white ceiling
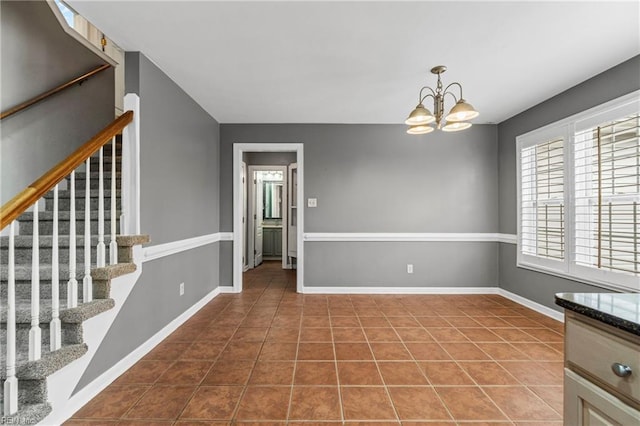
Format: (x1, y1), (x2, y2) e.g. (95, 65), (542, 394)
(68, 0), (640, 124)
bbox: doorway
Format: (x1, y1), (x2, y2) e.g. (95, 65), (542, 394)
(233, 143), (304, 293)
(247, 166), (289, 270)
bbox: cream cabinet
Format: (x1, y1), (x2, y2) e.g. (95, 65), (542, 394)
(564, 312), (640, 425)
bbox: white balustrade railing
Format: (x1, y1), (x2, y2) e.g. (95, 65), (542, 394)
(50, 185), (61, 351)
(4, 222), (18, 415)
(67, 171), (78, 309)
(97, 147), (105, 267)
(1, 110), (134, 416)
(29, 201), (41, 361)
(110, 138), (118, 264)
(83, 159), (92, 303)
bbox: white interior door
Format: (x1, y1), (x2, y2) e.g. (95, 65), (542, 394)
(288, 163), (298, 259)
(242, 162), (248, 270)
(254, 173), (264, 266)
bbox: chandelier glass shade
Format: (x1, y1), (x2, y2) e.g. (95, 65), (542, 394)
(405, 65), (478, 134)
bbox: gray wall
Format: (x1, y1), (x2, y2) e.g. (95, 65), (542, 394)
(0, 0), (114, 205)
(76, 52), (220, 391)
(220, 124), (499, 287)
(497, 55), (640, 309)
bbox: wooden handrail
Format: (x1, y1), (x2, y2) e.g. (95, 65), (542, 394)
(0, 64), (111, 120)
(0, 111), (133, 229)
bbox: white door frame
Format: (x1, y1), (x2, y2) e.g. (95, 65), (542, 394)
(233, 143), (304, 293)
(247, 165), (289, 270)
(242, 161), (248, 272)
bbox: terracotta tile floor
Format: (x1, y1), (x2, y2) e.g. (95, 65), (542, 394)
(68, 261), (564, 425)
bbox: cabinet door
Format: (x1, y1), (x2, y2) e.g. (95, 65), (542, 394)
(565, 369), (640, 425)
(262, 228), (274, 257)
(274, 228), (283, 256)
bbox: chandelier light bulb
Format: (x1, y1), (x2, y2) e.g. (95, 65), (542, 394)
(442, 121), (472, 132)
(406, 124), (435, 135)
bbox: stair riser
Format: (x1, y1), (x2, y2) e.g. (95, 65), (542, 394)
(0, 323), (83, 351)
(19, 219), (118, 236)
(1, 268), (90, 281)
(0, 282), (85, 302)
(70, 178), (121, 190)
(88, 159), (122, 171)
(0, 245), (107, 265)
(45, 197), (122, 211)
(0, 379), (47, 406)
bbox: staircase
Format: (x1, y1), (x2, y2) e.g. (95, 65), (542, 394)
(0, 136), (148, 423)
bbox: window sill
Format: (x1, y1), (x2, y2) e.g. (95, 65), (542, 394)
(516, 261), (638, 293)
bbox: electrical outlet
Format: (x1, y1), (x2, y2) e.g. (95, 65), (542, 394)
(179, 282), (185, 296)
(407, 264), (413, 274)
(308, 198), (317, 207)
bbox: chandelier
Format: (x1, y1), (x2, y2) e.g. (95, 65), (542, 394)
(405, 65), (479, 134)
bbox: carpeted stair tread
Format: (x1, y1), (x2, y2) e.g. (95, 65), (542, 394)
(116, 234), (149, 246)
(0, 344), (88, 380)
(44, 189), (121, 199)
(0, 262), (136, 281)
(0, 234), (141, 248)
(0, 299), (115, 324)
(18, 210), (119, 221)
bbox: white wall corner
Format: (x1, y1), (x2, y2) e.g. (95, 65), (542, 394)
(498, 288), (565, 322)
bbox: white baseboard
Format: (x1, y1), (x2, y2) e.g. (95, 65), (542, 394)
(302, 286), (501, 295)
(219, 285), (239, 293)
(498, 288), (564, 322)
(301, 286), (563, 322)
(51, 286), (222, 425)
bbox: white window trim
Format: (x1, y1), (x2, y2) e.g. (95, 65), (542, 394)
(516, 90), (640, 292)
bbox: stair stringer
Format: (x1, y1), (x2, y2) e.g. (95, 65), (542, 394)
(39, 244), (144, 425)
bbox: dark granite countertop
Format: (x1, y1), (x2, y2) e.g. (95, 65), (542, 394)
(555, 292), (640, 336)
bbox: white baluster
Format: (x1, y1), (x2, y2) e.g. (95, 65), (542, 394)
(4, 221), (19, 415)
(83, 159), (92, 303)
(97, 147), (106, 267)
(29, 201), (41, 361)
(67, 171), (78, 308)
(110, 137), (118, 265)
(50, 185), (61, 351)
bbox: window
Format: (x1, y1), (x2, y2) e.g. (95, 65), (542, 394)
(517, 92), (640, 291)
(521, 137), (565, 261)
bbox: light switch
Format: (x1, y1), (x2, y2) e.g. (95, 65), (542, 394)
(307, 198), (317, 208)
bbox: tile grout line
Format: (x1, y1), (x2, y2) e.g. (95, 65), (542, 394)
(284, 288), (304, 423)
(328, 299), (345, 423)
(358, 308), (401, 423)
(393, 309), (456, 422)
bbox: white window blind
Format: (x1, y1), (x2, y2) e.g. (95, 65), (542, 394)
(517, 91), (639, 291)
(520, 137), (565, 260)
(574, 112), (639, 276)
